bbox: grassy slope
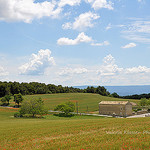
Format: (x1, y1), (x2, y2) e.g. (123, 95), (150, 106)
(0, 106), (150, 149)
(23, 93), (139, 112)
(1, 93), (146, 150)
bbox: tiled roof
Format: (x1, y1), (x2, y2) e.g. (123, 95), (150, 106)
(99, 101), (131, 105)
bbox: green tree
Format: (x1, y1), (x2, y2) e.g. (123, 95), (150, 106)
(54, 101), (75, 116)
(140, 98), (147, 107)
(111, 92), (120, 98)
(5, 95), (11, 104)
(19, 98), (47, 117)
(14, 93), (23, 107)
(1, 95), (11, 105)
(1, 97), (7, 105)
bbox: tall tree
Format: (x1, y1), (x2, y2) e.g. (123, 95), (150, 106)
(14, 93), (23, 107)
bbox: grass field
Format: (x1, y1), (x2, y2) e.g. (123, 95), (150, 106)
(22, 93), (139, 113)
(0, 93), (149, 149)
(0, 106), (150, 150)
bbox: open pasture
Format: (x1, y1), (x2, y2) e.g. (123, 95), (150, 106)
(0, 106), (150, 150)
(23, 93), (139, 113)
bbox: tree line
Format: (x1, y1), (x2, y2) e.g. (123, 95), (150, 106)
(111, 92), (150, 100)
(0, 81), (110, 97)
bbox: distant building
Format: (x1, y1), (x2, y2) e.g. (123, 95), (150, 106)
(99, 101), (134, 117)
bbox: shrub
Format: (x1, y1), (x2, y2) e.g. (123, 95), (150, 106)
(54, 101), (75, 117)
(19, 98), (48, 117)
(14, 112), (21, 118)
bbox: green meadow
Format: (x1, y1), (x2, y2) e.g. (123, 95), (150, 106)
(0, 93), (149, 150)
(22, 93), (139, 113)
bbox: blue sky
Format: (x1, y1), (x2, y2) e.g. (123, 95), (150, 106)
(0, 0), (150, 86)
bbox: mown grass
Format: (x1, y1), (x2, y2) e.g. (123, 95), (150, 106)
(0, 106), (150, 150)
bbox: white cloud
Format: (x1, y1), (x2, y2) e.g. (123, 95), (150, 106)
(19, 49), (55, 75)
(62, 11), (100, 31)
(125, 66), (150, 74)
(0, 0), (82, 23)
(91, 41), (110, 46)
(57, 32), (93, 45)
(97, 54), (123, 76)
(58, 0), (81, 7)
(0, 0), (62, 23)
(0, 66), (9, 76)
(86, 0), (114, 10)
(121, 43), (136, 49)
(122, 20), (150, 43)
(106, 23), (112, 30)
(59, 67), (88, 76)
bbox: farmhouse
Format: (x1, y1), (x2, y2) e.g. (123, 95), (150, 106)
(99, 101), (133, 117)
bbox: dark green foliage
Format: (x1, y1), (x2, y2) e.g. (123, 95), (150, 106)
(0, 81), (84, 97)
(54, 101), (75, 116)
(84, 86), (110, 96)
(122, 93), (150, 100)
(20, 98), (48, 117)
(1, 95), (11, 105)
(14, 93), (23, 107)
(133, 108), (142, 112)
(1, 97), (7, 104)
(4, 95), (11, 104)
(0, 81), (111, 98)
(111, 92), (120, 98)
(14, 112), (22, 118)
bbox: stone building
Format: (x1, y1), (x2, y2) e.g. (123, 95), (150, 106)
(99, 101), (133, 117)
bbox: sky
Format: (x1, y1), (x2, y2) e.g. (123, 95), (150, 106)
(0, 0), (150, 86)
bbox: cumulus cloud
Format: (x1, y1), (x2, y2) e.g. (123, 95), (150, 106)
(97, 54), (123, 76)
(86, 0), (113, 10)
(91, 41), (110, 46)
(125, 66), (150, 74)
(0, 0), (61, 23)
(62, 11), (100, 31)
(0, 66), (9, 76)
(0, 0), (82, 23)
(59, 67), (88, 76)
(121, 43), (136, 48)
(19, 49), (55, 75)
(57, 32), (93, 45)
(58, 0), (81, 7)
(97, 54), (150, 76)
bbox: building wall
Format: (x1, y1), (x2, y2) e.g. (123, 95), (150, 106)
(99, 104), (132, 117)
(125, 104), (132, 116)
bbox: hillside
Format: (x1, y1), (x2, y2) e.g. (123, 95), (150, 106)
(22, 93), (139, 113)
(0, 106), (150, 149)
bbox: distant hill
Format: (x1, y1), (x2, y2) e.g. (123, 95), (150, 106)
(73, 85), (150, 96)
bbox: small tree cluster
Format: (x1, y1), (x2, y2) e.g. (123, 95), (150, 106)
(1, 95), (11, 106)
(19, 98), (48, 117)
(140, 98), (150, 107)
(54, 101), (75, 117)
(14, 93), (23, 107)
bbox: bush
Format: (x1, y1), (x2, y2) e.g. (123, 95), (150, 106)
(14, 112), (21, 118)
(54, 101), (75, 117)
(19, 98), (48, 117)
